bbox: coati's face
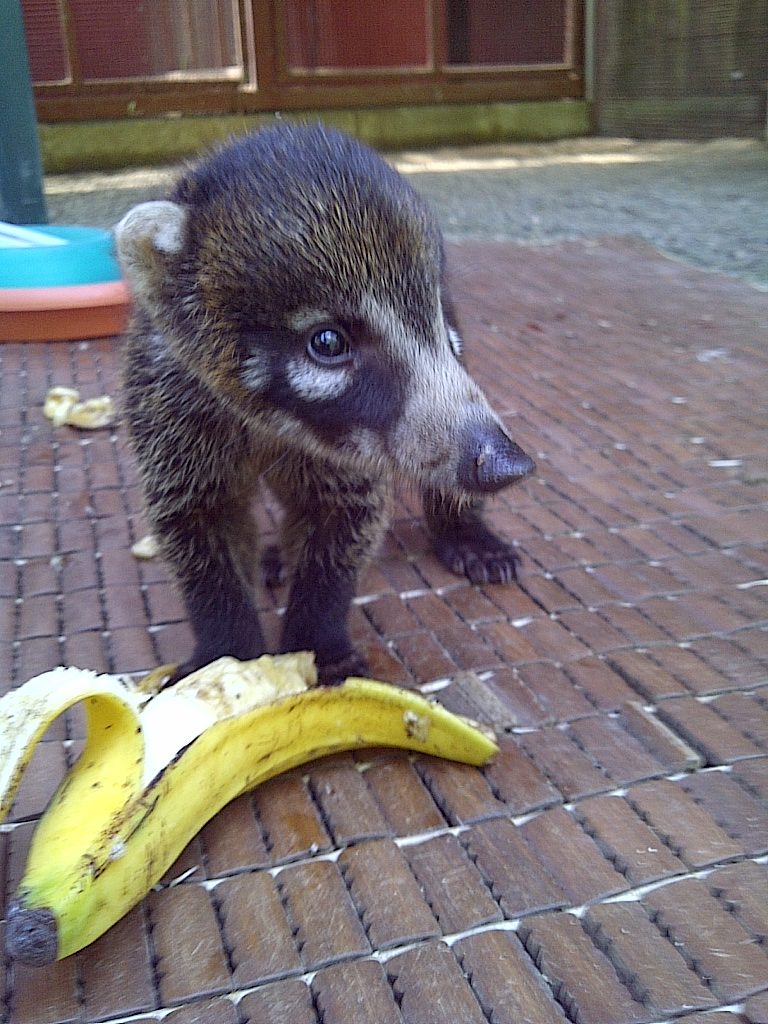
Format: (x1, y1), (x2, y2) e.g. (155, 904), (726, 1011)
(116, 124), (532, 497)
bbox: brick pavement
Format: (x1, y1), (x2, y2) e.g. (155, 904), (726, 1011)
(1, 237), (767, 1023)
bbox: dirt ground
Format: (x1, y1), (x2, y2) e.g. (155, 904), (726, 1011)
(45, 136), (768, 290)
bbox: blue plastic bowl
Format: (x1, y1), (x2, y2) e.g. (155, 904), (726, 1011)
(0, 226), (122, 289)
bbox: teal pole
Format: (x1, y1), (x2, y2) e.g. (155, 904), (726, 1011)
(0, 0), (48, 223)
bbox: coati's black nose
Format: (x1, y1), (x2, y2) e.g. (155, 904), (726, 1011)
(458, 423), (535, 493)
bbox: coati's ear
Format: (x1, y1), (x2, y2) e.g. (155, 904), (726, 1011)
(114, 201), (187, 313)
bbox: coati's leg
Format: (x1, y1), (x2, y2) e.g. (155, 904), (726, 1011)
(123, 342), (265, 675)
(266, 456), (389, 684)
(155, 496), (265, 675)
(423, 488), (520, 585)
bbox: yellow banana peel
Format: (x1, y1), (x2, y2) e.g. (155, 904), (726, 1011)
(0, 653), (497, 965)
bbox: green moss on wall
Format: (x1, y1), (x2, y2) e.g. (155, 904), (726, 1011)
(39, 101), (590, 173)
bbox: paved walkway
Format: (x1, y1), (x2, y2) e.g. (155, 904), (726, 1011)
(1, 235), (767, 1023)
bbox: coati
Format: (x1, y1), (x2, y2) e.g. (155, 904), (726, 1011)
(116, 123), (534, 683)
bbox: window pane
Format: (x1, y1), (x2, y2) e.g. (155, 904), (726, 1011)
(66, 0), (241, 81)
(22, 0), (70, 83)
(446, 0), (568, 65)
(283, 0), (431, 71)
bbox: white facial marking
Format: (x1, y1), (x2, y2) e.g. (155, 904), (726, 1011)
(286, 357), (352, 401)
(448, 325), (463, 358)
(288, 309), (334, 333)
(241, 351), (269, 391)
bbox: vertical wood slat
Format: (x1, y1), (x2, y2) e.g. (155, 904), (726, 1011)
(595, 0), (768, 138)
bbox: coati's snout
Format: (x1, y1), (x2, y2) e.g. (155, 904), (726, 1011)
(457, 421), (535, 493)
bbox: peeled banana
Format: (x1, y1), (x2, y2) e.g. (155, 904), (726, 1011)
(0, 653), (497, 965)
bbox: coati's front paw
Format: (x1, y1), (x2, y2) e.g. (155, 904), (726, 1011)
(316, 649), (370, 686)
(433, 528), (520, 585)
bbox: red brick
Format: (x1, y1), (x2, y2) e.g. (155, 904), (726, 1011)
(463, 818), (566, 918)
(107, 626), (158, 674)
(569, 715), (668, 785)
(444, 584), (508, 624)
(200, 793), (270, 876)
(483, 734), (561, 815)
(362, 592), (421, 637)
(7, 738), (67, 823)
(473, 663), (557, 729)
(308, 757), (391, 846)
(312, 959), (402, 1024)
(16, 635), (65, 683)
(102, 583), (149, 630)
(416, 754), (505, 824)
(520, 727), (612, 800)
(386, 940), (487, 1024)
(216, 871), (300, 985)
(339, 838), (439, 948)
(599, 603), (673, 645)
(404, 833), (502, 934)
(18, 556), (58, 596)
(163, 998), (239, 1024)
(476, 619), (540, 663)
(516, 661), (595, 721)
(619, 703), (702, 771)
(59, 549), (99, 592)
(436, 622), (501, 671)
(361, 752), (445, 835)
(688, 636), (767, 689)
(733, 756), (768, 801)
(608, 649), (688, 700)
(688, 508), (768, 547)
(711, 691), (768, 746)
(556, 608), (630, 652)
(746, 993), (768, 1024)
(59, 586), (103, 635)
(454, 929), (570, 1024)
(517, 616), (593, 662)
(521, 572), (581, 613)
(0, 592), (16, 643)
(707, 861), (768, 940)
(563, 656), (638, 710)
(519, 912), (648, 1024)
(17, 593), (58, 640)
(575, 793), (687, 885)
(656, 696), (763, 764)
(151, 619), (196, 667)
(252, 772), (331, 864)
(10, 943), (80, 1024)
(278, 860), (369, 968)
(645, 877), (768, 1000)
(149, 884), (230, 1004)
(18, 520), (56, 558)
(392, 631), (457, 681)
(627, 779), (744, 868)
(521, 806), (629, 905)
(435, 669), (522, 730)
(583, 903), (715, 1014)
(681, 771), (768, 856)
(646, 644), (733, 696)
(407, 592), (462, 632)
(637, 596), (712, 642)
(80, 905), (155, 1020)
(479, 582), (544, 621)
(61, 628), (110, 675)
(591, 563), (666, 604)
(239, 981), (317, 1023)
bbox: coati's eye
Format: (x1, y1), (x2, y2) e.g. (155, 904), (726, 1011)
(307, 327), (352, 365)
